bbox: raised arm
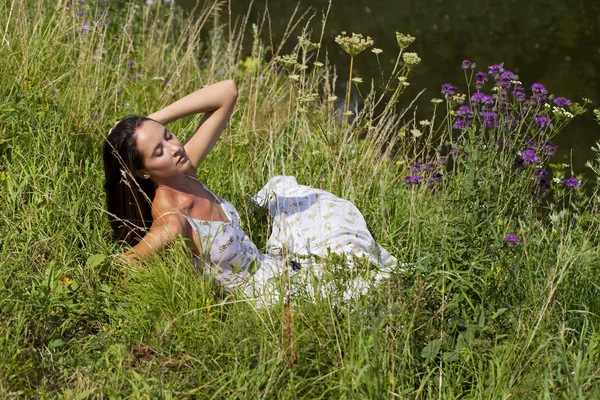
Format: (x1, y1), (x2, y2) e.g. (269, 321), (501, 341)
(147, 80), (238, 175)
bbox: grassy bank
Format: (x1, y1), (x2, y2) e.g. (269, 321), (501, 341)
(1, 0), (599, 398)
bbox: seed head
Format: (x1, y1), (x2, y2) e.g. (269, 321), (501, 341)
(297, 36), (321, 52)
(335, 32), (374, 57)
(402, 52), (421, 67)
(395, 32), (415, 50)
(371, 48), (383, 55)
(274, 54), (298, 71)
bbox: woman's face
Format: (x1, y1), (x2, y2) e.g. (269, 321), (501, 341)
(134, 119), (190, 182)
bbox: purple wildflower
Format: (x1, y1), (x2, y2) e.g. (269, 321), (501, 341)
(498, 70), (515, 89)
(82, 23), (90, 31)
(433, 172), (443, 182)
(437, 156), (448, 165)
(216, 69), (223, 75)
(475, 72), (488, 90)
(145, 0), (154, 5)
(488, 62), (504, 77)
(521, 149), (538, 165)
(453, 119), (471, 130)
(134, 73), (142, 79)
(461, 60), (472, 70)
(563, 177), (581, 188)
(411, 163), (421, 173)
(441, 83), (456, 100)
(539, 179), (550, 191)
(471, 92), (495, 106)
(534, 168), (547, 179)
(504, 233), (519, 247)
(553, 97), (570, 107)
(533, 114), (553, 129)
(76, 10), (85, 17)
(113, 89), (121, 95)
(164, 0), (171, 2)
(127, 60), (135, 67)
(451, 148), (461, 158)
(425, 162), (435, 172)
(531, 83), (548, 102)
(539, 141), (557, 156)
(457, 105), (473, 119)
(403, 175), (422, 185)
(512, 86), (526, 102)
(481, 111), (498, 128)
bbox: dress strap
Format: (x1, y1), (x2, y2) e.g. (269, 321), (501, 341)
(186, 174), (200, 182)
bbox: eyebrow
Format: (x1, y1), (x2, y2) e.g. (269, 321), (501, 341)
(152, 128), (169, 155)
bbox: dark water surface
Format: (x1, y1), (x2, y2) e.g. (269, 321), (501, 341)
(180, 0), (600, 174)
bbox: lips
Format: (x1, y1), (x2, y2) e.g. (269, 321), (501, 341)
(177, 152), (186, 164)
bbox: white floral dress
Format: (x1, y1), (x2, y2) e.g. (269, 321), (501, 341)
(186, 176), (398, 304)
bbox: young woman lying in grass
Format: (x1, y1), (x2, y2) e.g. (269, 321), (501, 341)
(103, 80), (397, 304)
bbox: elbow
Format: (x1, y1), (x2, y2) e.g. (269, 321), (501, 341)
(224, 79), (238, 103)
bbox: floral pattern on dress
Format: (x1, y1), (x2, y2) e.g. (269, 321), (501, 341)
(186, 176), (398, 305)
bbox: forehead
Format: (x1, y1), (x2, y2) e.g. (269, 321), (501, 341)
(135, 120), (165, 153)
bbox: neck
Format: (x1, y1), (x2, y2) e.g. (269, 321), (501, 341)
(153, 174), (194, 194)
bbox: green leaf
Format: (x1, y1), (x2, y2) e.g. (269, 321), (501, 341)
(421, 339), (442, 364)
(75, 389), (92, 400)
(86, 254), (106, 268)
(50, 339), (65, 348)
(491, 308), (508, 320)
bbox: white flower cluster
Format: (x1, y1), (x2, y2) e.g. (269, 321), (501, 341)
(552, 106), (574, 119)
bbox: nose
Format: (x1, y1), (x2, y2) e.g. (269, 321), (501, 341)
(165, 140), (181, 156)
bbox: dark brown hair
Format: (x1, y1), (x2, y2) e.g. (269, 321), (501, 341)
(103, 116), (154, 246)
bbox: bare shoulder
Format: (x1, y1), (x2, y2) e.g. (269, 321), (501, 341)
(151, 195), (190, 235)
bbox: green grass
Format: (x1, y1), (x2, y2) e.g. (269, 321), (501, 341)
(1, 0), (599, 398)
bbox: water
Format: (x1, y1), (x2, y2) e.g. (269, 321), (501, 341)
(180, 0), (600, 174)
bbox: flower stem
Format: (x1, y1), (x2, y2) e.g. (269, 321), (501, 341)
(345, 55), (354, 130)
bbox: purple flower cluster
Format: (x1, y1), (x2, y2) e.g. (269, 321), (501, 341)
(535, 168), (550, 192)
(563, 177), (581, 188)
(471, 92), (495, 106)
(461, 59), (472, 70)
(512, 86), (526, 102)
(404, 162), (444, 186)
(531, 83), (548, 103)
(475, 72), (488, 90)
(457, 105), (473, 118)
(534, 168), (547, 178)
(553, 97), (571, 107)
(504, 233), (519, 247)
(481, 111), (498, 128)
(521, 149), (538, 165)
(453, 119), (471, 130)
(533, 114), (553, 129)
(488, 62), (504, 76)
(441, 83), (456, 100)
(498, 70), (515, 89)
(526, 140), (557, 157)
(403, 175), (422, 185)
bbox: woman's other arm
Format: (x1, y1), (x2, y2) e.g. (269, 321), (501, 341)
(147, 80), (238, 175)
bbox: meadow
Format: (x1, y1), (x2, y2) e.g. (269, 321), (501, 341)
(1, 0), (599, 398)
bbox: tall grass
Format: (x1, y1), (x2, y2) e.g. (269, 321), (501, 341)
(0, 0), (599, 398)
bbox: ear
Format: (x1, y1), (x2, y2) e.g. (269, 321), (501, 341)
(136, 170), (150, 180)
